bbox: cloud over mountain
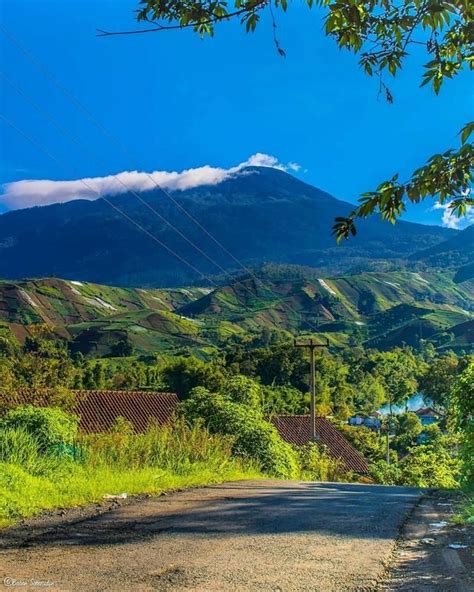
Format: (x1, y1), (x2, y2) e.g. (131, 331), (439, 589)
(0, 153), (296, 210)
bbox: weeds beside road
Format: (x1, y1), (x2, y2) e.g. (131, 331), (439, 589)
(0, 420), (261, 527)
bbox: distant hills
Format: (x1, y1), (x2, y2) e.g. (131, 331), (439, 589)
(1, 266), (472, 355)
(0, 166), (457, 287)
(411, 224), (474, 282)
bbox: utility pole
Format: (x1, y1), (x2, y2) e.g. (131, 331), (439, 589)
(294, 337), (330, 441)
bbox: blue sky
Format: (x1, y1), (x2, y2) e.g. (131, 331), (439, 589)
(0, 0), (472, 227)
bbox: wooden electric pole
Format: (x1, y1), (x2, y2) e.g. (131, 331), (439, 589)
(294, 337), (330, 441)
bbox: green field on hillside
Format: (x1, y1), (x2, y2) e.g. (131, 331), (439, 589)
(1, 267), (472, 356)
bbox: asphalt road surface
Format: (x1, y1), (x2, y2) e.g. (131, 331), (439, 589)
(0, 480), (422, 592)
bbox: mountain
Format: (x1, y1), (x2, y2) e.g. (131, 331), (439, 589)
(0, 167), (454, 287)
(411, 224), (474, 282)
(1, 268), (472, 355)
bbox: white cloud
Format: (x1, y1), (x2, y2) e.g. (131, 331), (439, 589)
(287, 162), (301, 172)
(0, 153), (301, 211)
(432, 198), (474, 230)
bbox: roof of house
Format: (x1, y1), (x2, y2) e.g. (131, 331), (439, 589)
(13, 389), (180, 433)
(270, 415), (369, 474)
(414, 407), (443, 417)
(75, 390), (179, 433)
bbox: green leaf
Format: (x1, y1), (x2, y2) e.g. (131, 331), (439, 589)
(460, 122), (474, 145)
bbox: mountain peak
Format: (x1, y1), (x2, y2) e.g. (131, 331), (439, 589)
(0, 169), (454, 287)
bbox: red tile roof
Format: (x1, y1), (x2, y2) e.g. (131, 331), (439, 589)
(75, 390), (179, 433)
(270, 415), (369, 474)
(13, 389), (179, 433)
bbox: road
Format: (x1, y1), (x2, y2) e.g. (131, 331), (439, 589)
(0, 480), (422, 591)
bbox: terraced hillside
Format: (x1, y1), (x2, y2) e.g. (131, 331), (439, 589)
(1, 269), (472, 355)
(0, 278), (210, 352)
(179, 268), (474, 351)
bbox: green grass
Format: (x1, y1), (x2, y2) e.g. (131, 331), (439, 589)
(0, 422), (263, 528)
(452, 491), (474, 526)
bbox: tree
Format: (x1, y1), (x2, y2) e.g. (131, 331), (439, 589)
(0, 327), (20, 358)
(419, 354), (461, 408)
(162, 356), (226, 398)
(224, 374), (262, 407)
(392, 411), (423, 453)
(262, 384), (307, 414)
(101, 1), (473, 236)
(110, 336), (135, 357)
(369, 348), (421, 413)
(352, 373), (386, 414)
(225, 343), (308, 391)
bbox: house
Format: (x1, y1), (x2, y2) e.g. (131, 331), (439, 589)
(414, 407), (443, 427)
(348, 413), (381, 430)
(270, 415), (369, 474)
(13, 389), (180, 433)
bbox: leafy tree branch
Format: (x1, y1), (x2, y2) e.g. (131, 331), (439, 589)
(99, 1), (474, 236)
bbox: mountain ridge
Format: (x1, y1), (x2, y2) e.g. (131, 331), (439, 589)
(0, 166), (455, 287)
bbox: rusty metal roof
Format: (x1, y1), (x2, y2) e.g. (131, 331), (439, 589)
(13, 389), (179, 433)
(270, 415), (369, 474)
(75, 390), (179, 433)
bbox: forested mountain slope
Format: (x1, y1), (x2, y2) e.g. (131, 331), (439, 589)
(0, 167), (454, 286)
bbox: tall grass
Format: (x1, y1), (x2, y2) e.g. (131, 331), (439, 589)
(0, 421), (262, 527)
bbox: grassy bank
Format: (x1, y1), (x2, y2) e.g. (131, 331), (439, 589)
(0, 421), (262, 528)
(453, 492), (474, 526)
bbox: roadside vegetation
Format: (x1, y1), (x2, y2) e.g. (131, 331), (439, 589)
(0, 409), (262, 528)
(0, 323), (472, 526)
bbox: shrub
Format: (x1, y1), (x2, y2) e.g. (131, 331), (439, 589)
(297, 442), (353, 482)
(182, 387), (298, 479)
(371, 444), (461, 488)
(0, 419), (260, 525)
(337, 424), (387, 462)
(452, 361), (474, 486)
(0, 426), (68, 477)
(1, 406), (78, 451)
(224, 375), (262, 407)
(370, 460), (403, 486)
(398, 444), (461, 488)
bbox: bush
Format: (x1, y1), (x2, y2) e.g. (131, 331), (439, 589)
(337, 424), (388, 462)
(0, 418), (260, 526)
(0, 406), (78, 451)
(398, 444), (461, 488)
(452, 361), (474, 486)
(224, 375), (262, 407)
(182, 387), (298, 479)
(371, 443), (461, 488)
(297, 442), (353, 482)
(370, 460), (403, 486)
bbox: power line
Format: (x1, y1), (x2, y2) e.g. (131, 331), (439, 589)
(0, 24), (323, 334)
(0, 112), (216, 286)
(0, 72), (295, 329)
